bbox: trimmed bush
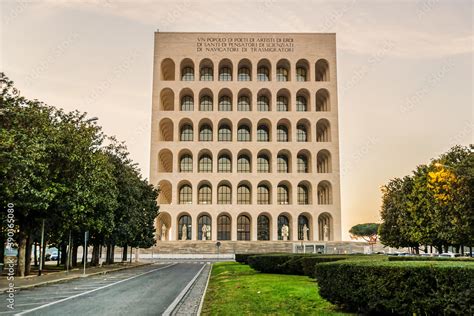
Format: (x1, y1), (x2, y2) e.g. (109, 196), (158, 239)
(247, 254), (351, 277)
(388, 256), (474, 262)
(235, 253), (258, 264)
(314, 259), (474, 315)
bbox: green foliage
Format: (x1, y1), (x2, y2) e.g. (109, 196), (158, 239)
(314, 259), (474, 315)
(0, 73), (159, 272)
(235, 253), (258, 264)
(379, 145), (474, 251)
(349, 223), (380, 241)
(388, 256), (474, 262)
(247, 254), (350, 277)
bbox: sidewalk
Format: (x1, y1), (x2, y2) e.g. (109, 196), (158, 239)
(0, 261), (151, 293)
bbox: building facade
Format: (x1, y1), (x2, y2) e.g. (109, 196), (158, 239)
(150, 32), (341, 242)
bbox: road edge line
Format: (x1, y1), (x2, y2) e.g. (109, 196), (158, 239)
(197, 263), (212, 315)
(162, 264), (206, 316)
(14, 263), (176, 316)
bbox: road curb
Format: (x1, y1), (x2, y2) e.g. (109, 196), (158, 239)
(1, 262), (153, 293)
(197, 263), (212, 315)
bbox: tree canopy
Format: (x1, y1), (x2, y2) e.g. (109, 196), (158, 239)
(349, 223), (380, 242)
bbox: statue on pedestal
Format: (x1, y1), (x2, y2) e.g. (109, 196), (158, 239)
(323, 224), (329, 241)
(161, 224), (167, 241)
(202, 224), (208, 240)
(181, 224), (187, 240)
(282, 224), (289, 241)
(303, 224), (309, 241)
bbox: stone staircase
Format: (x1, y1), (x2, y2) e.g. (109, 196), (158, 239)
(148, 241), (294, 254)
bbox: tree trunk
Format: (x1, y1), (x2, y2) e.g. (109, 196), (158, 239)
(57, 247), (61, 266)
(91, 244), (99, 266)
(72, 244), (79, 267)
(415, 246), (419, 255)
(33, 242), (38, 266)
(60, 243), (67, 265)
(122, 245), (128, 262)
(25, 235), (32, 276)
(16, 229), (28, 277)
(110, 244), (115, 264)
(105, 243), (111, 265)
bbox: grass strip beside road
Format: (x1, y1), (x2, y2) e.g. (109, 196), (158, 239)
(201, 262), (348, 315)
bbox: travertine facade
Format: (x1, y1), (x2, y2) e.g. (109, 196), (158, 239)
(150, 32), (341, 242)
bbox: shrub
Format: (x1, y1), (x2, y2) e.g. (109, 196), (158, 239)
(248, 254), (351, 277)
(388, 256), (474, 262)
(314, 259), (474, 315)
(235, 253), (258, 264)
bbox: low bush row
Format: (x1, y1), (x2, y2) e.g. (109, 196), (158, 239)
(388, 256), (474, 262)
(234, 253), (258, 264)
(314, 259), (474, 315)
(246, 254), (349, 277)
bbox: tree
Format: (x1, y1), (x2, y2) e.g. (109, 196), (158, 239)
(349, 223), (380, 242)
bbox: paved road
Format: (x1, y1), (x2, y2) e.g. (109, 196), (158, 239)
(0, 263), (206, 316)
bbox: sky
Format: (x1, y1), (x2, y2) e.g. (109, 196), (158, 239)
(1, 0), (472, 240)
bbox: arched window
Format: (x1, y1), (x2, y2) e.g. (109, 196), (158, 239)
(180, 154), (193, 172)
(316, 59), (329, 81)
(237, 215), (251, 240)
(218, 155), (232, 173)
(277, 125), (289, 142)
(200, 95), (213, 111)
(277, 96), (288, 111)
(316, 119), (331, 142)
(181, 67), (194, 81)
(237, 125), (251, 141)
(257, 125), (269, 142)
(318, 213), (332, 241)
(198, 184), (212, 204)
(219, 67), (232, 81)
(237, 155), (251, 173)
(198, 154), (212, 172)
(296, 96), (307, 112)
(238, 67), (251, 81)
(296, 67), (307, 81)
(179, 185), (192, 204)
(181, 95), (194, 111)
(257, 66), (269, 81)
(180, 124), (193, 141)
(277, 155), (289, 173)
(317, 150), (332, 173)
(257, 154), (270, 173)
(218, 125), (232, 141)
(277, 215), (290, 240)
(218, 96), (232, 111)
(199, 124), (213, 141)
(217, 215), (231, 240)
(198, 215), (211, 240)
(237, 185), (251, 204)
(257, 185), (270, 205)
(257, 95), (270, 112)
(237, 96), (251, 111)
(200, 66), (213, 81)
(317, 181), (332, 205)
(316, 89), (330, 112)
(257, 215), (270, 240)
(296, 124), (307, 142)
(277, 185), (289, 204)
(217, 184), (231, 204)
(298, 215), (309, 240)
(297, 154), (308, 173)
(178, 215), (192, 240)
(298, 184), (309, 205)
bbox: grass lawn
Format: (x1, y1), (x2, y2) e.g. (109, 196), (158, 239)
(201, 262), (349, 315)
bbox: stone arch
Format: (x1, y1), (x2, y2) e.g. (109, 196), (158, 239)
(218, 88), (233, 111)
(277, 212), (292, 240)
(156, 212), (172, 241)
(277, 180), (292, 205)
(158, 149), (173, 173)
(237, 58), (252, 81)
(180, 58), (194, 81)
(276, 58), (291, 81)
(160, 58), (175, 81)
(217, 212), (232, 240)
(296, 149), (312, 173)
(318, 212), (333, 241)
(218, 58), (233, 81)
(315, 59), (330, 81)
(296, 118), (311, 142)
(157, 180), (172, 204)
(237, 212), (252, 240)
(257, 212), (272, 240)
(296, 88), (310, 112)
(256, 118), (272, 142)
(257, 58), (271, 81)
(159, 88), (174, 111)
(276, 88), (291, 111)
(317, 149), (332, 173)
(296, 58), (309, 81)
(197, 212), (212, 240)
(237, 88), (252, 111)
(317, 180), (332, 205)
(257, 88), (272, 111)
(177, 212), (192, 240)
(316, 89), (330, 111)
(298, 212), (313, 240)
(179, 88), (194, 111)
(177, 149), (193, 173)
(158, 118), (174, 142)
(297, 180), (312, 205)
(316, 119), (331, 142)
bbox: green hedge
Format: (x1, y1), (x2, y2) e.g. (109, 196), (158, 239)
(247, 254), (350, 277)
(314, 260), (474, 315)
(388, 256), (474, 262)
(235, 253), (258, 264)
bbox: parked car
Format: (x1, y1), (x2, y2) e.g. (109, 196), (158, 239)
(439, 252), (461, 258)
(50, 252), (59, 261)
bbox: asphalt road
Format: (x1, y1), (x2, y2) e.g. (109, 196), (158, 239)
(0, 263), (205, 316)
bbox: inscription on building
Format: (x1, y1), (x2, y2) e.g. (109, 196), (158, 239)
(196, 36), (295, 53)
